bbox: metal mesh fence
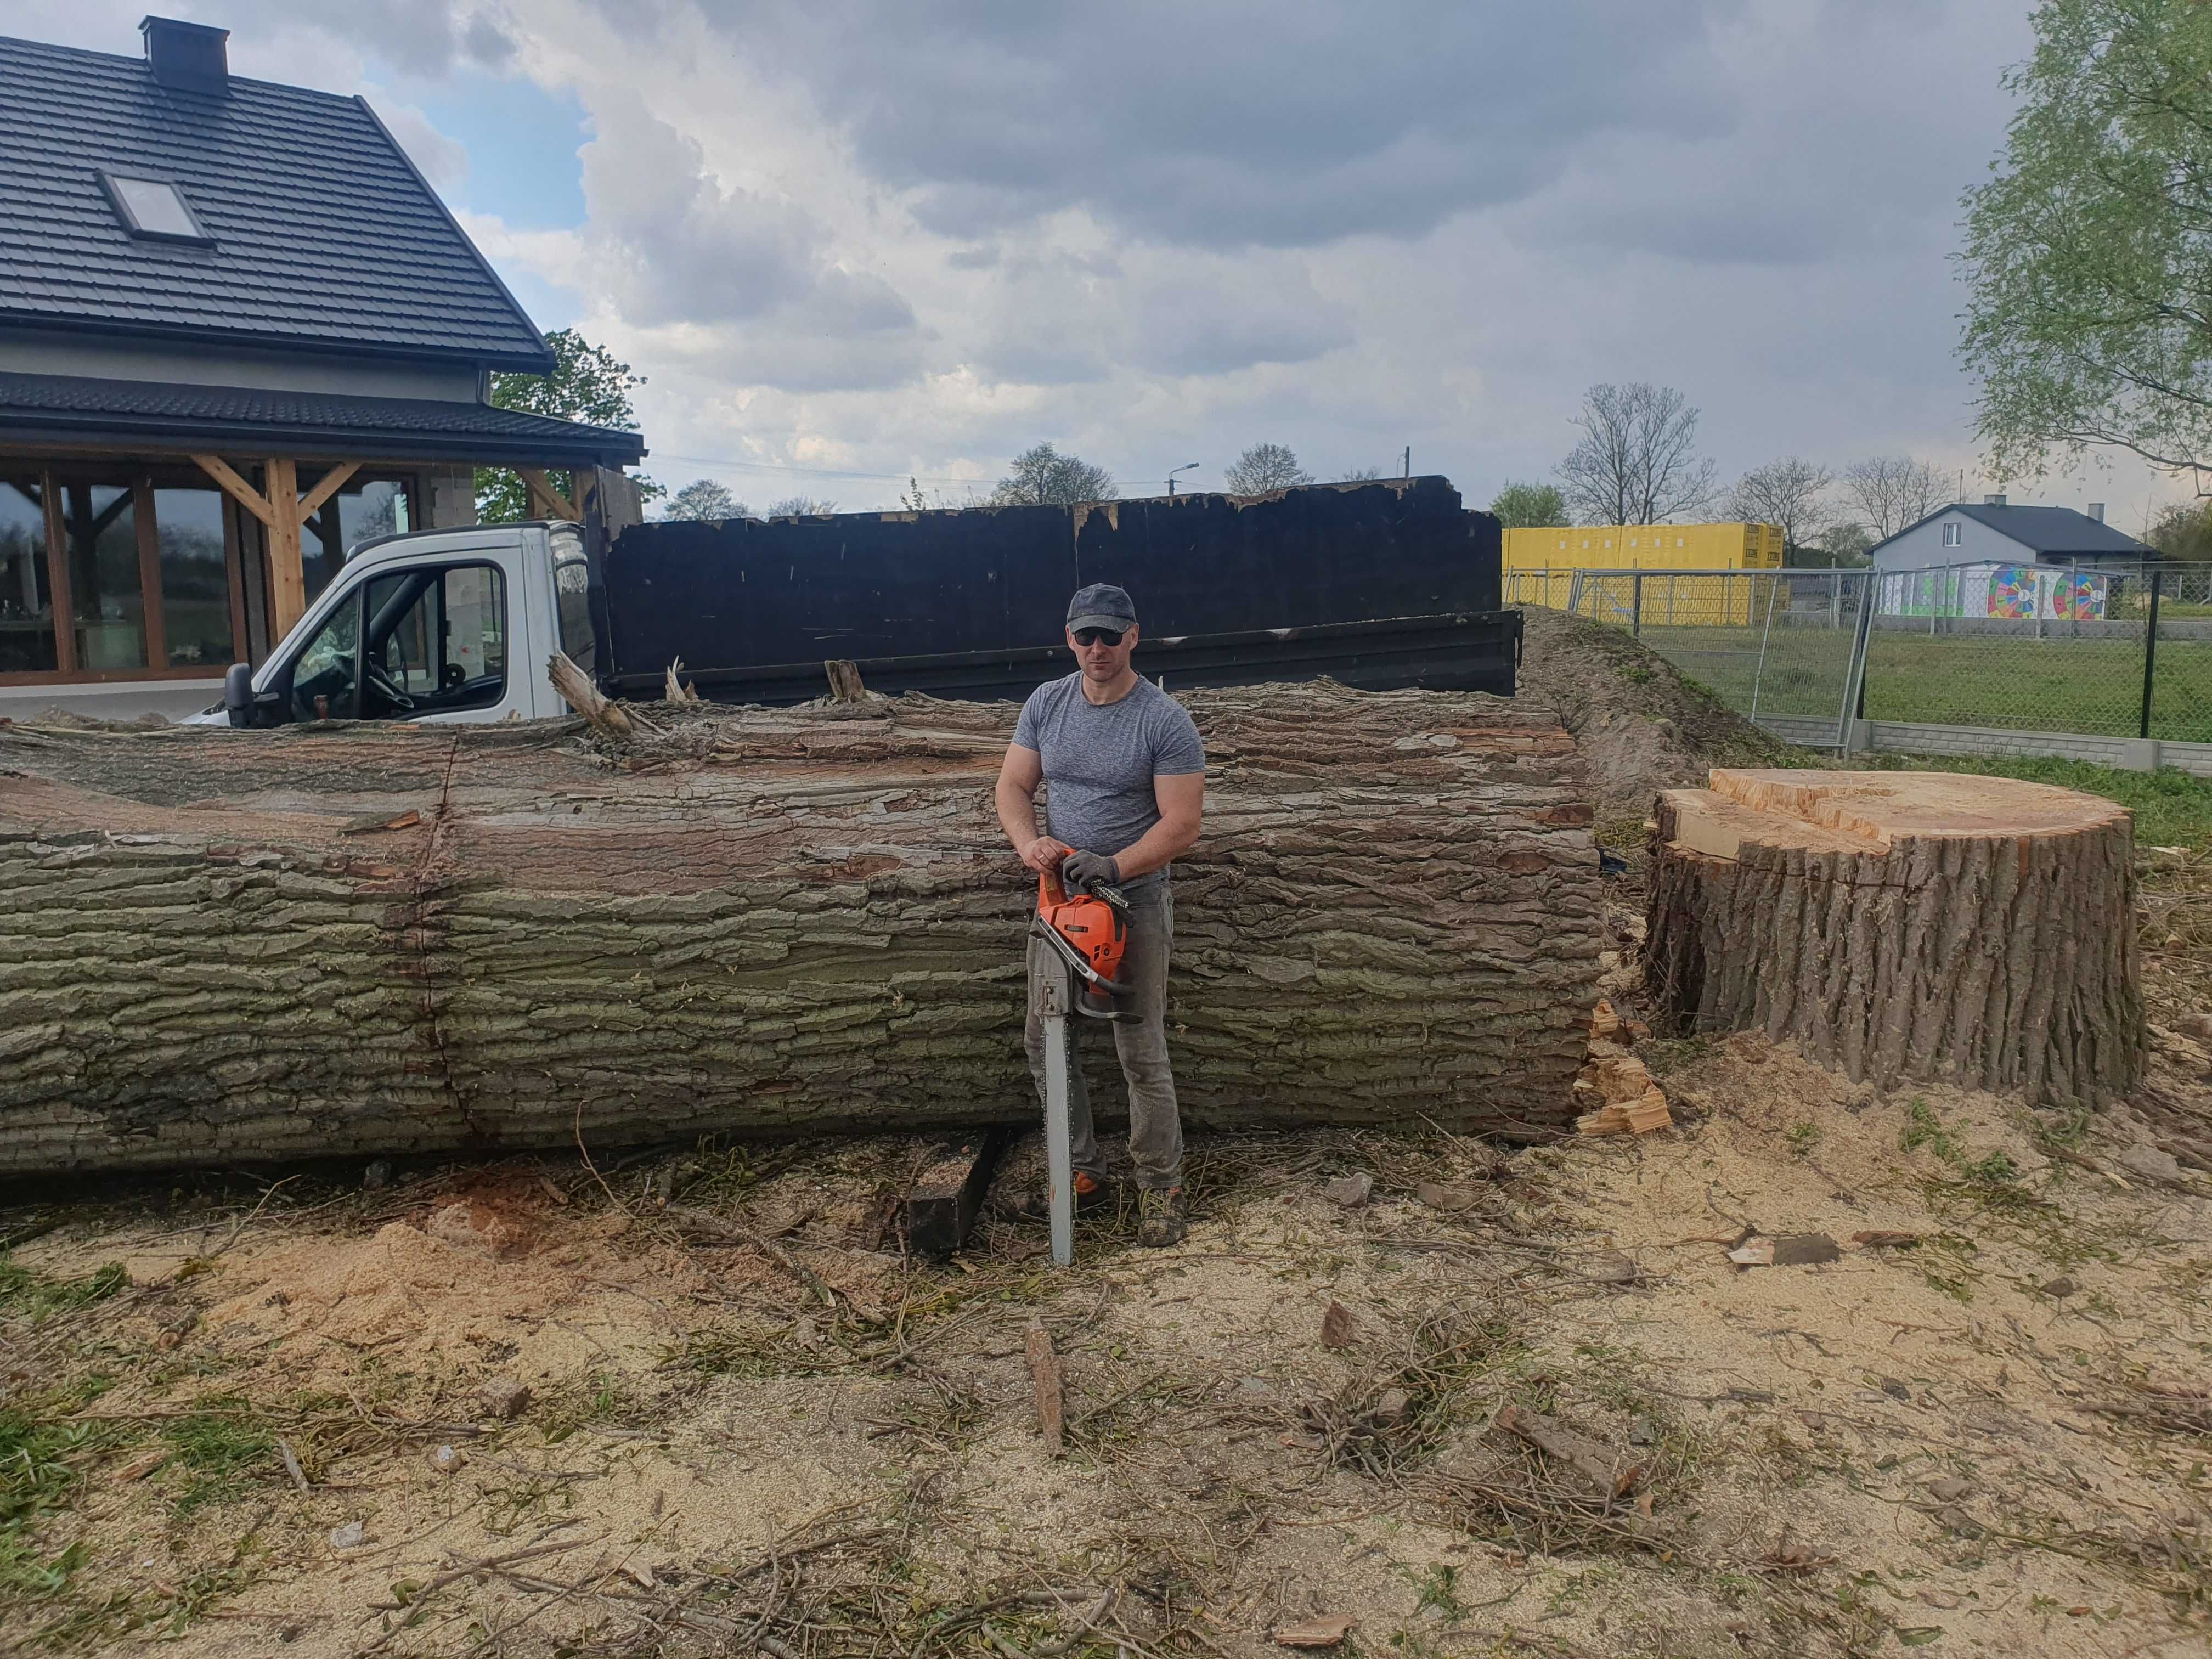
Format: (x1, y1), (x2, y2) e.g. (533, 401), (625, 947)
(1515, 568), (1867, 746)
(1862, 562), (2212, 740)
(1508, 560), (2212, 746)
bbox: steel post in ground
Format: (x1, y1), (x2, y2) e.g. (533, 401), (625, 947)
(1631, 571), (1644, 637)
(2141, 567), (2164, 741)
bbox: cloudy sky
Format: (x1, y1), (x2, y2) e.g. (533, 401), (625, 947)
(19, 1), (2193, 527)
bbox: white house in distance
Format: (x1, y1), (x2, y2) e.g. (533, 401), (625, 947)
(1869, 495), (2149, 571)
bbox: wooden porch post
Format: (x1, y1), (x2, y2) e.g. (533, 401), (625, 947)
(190, 457), (358, 640)
(264, 458), (302, 636)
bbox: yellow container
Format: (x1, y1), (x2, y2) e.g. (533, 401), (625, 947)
(1499, 522), (1784, 623)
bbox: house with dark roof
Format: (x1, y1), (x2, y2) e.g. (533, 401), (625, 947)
(1869, 495), (2150, 573)
(0, 16), (646, 717)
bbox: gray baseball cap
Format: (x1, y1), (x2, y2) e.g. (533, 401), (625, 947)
(1066, 583), (1137, 633)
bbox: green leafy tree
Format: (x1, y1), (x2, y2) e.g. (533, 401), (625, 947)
(477, 329), (651, 522)
(2148, 499), (2212, 560)
(989, 443), (1118, 506)
(665, 479), (747, 521)
(1961, 0), (2212, 477)
(1224, 443), (1313, 494)
(1487, 481), (1568, 527)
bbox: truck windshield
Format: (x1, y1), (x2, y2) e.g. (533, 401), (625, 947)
(551, 526), (596, 674)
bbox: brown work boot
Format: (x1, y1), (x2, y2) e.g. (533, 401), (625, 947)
(1137, 1186), (1187, 1248)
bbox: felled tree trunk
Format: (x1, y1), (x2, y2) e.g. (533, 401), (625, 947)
(0, 684), (1602, 1173)
(1645, 768), (2140, 1105)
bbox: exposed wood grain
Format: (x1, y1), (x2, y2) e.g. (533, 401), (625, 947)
(1645, 768), (2139, 1104)
(1026, 1317), (1063, 1452)
(0, 681), (1602, 1172)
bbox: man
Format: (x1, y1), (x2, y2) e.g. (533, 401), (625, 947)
(996, 583), (1205, 1247)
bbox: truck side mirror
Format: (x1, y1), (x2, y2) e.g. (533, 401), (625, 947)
(222, 662), (254, 728)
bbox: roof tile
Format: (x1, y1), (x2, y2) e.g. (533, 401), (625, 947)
(0, 34), (551, 369)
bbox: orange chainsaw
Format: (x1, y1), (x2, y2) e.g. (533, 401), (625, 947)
(1031, 853), (1136, 1022)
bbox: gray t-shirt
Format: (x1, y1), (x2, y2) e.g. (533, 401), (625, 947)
(1013, 674), (1206, 872)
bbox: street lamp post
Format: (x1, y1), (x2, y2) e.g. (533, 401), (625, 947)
(1167, 462), (1199, 499)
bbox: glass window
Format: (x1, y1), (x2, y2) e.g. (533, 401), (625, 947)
(287, 592), (360, 721)
(301, 477), (414, 606)
(105, 174), (207, 240)
(64, 484), (145, 672)
(150, 488), (233, 668)
(360, 563), (506, 718)
(0, 480), (55, 673)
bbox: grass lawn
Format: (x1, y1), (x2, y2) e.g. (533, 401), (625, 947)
(1629, 622), (2212, 741)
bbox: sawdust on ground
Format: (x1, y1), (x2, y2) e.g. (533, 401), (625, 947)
(7, 1034), (2208, 1659)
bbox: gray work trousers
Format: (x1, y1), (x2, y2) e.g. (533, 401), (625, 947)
(1025, 876), (1184, 1190)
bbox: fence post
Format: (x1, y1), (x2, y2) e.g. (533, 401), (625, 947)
(1630, 571), (1644, 637)
(2140, 566), (2164, 740)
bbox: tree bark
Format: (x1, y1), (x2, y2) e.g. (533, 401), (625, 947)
(1644, 768), (2140, 1105)
(0, 684), (1602, 1173)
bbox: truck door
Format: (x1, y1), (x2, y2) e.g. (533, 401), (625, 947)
(356, 557), (526, 723)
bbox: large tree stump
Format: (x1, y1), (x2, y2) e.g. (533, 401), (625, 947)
(0, 684), (1602, 1173)
(1645, 769), (2140, 1104)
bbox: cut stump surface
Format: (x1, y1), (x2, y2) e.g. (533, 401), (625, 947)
(1645, 768), (2138, 1105)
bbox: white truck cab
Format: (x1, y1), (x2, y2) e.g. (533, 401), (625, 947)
(194, 520), (596, 729)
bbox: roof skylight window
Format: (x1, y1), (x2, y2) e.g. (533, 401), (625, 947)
(100, 173), (214, 245)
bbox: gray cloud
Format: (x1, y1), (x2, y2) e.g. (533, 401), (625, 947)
(628, 1), (1742, 249)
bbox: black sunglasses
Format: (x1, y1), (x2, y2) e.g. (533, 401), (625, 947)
(1072, 627), (1127, 646)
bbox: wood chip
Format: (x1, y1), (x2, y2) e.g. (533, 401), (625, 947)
(1493, 1402), (1643, 1498)
(1274, 1615), (1357, 1648)
(1415, 1180), (1477, 1213)
(111, 1449), (168, 1483)
(1320, 1301), (1354, 1349)
(1025, 1317), (1063, 1453)
(1850, 1230), (1919, 1248)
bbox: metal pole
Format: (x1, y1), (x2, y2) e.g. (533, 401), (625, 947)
(1631, 570), (1644, 637)
(1032, 944), (1076, 1267)
(2141, 566), (2164, 742)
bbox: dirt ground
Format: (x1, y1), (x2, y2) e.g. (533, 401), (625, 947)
(4, 981), (2207, 1659)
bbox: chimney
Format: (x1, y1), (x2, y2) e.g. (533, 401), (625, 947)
(1984, 493), (2007, 507)
(140, 16), (229, 93)
(2087, 502), (2106, 522)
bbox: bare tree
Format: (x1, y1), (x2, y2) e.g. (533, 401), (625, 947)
(1555, 383), (1719, 525)
(1841, 456), (1947, 541)
(765, 495), (838, 517)
(1224, 443), (1313, 494)
(990, 443), (1118, 506)
(1333, 465), (1386, 482)
(665, 478), (747, 521)
(1724, 458), (1836, 557)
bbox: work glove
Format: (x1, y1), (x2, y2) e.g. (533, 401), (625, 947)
(1059, 850), (1120, 893)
